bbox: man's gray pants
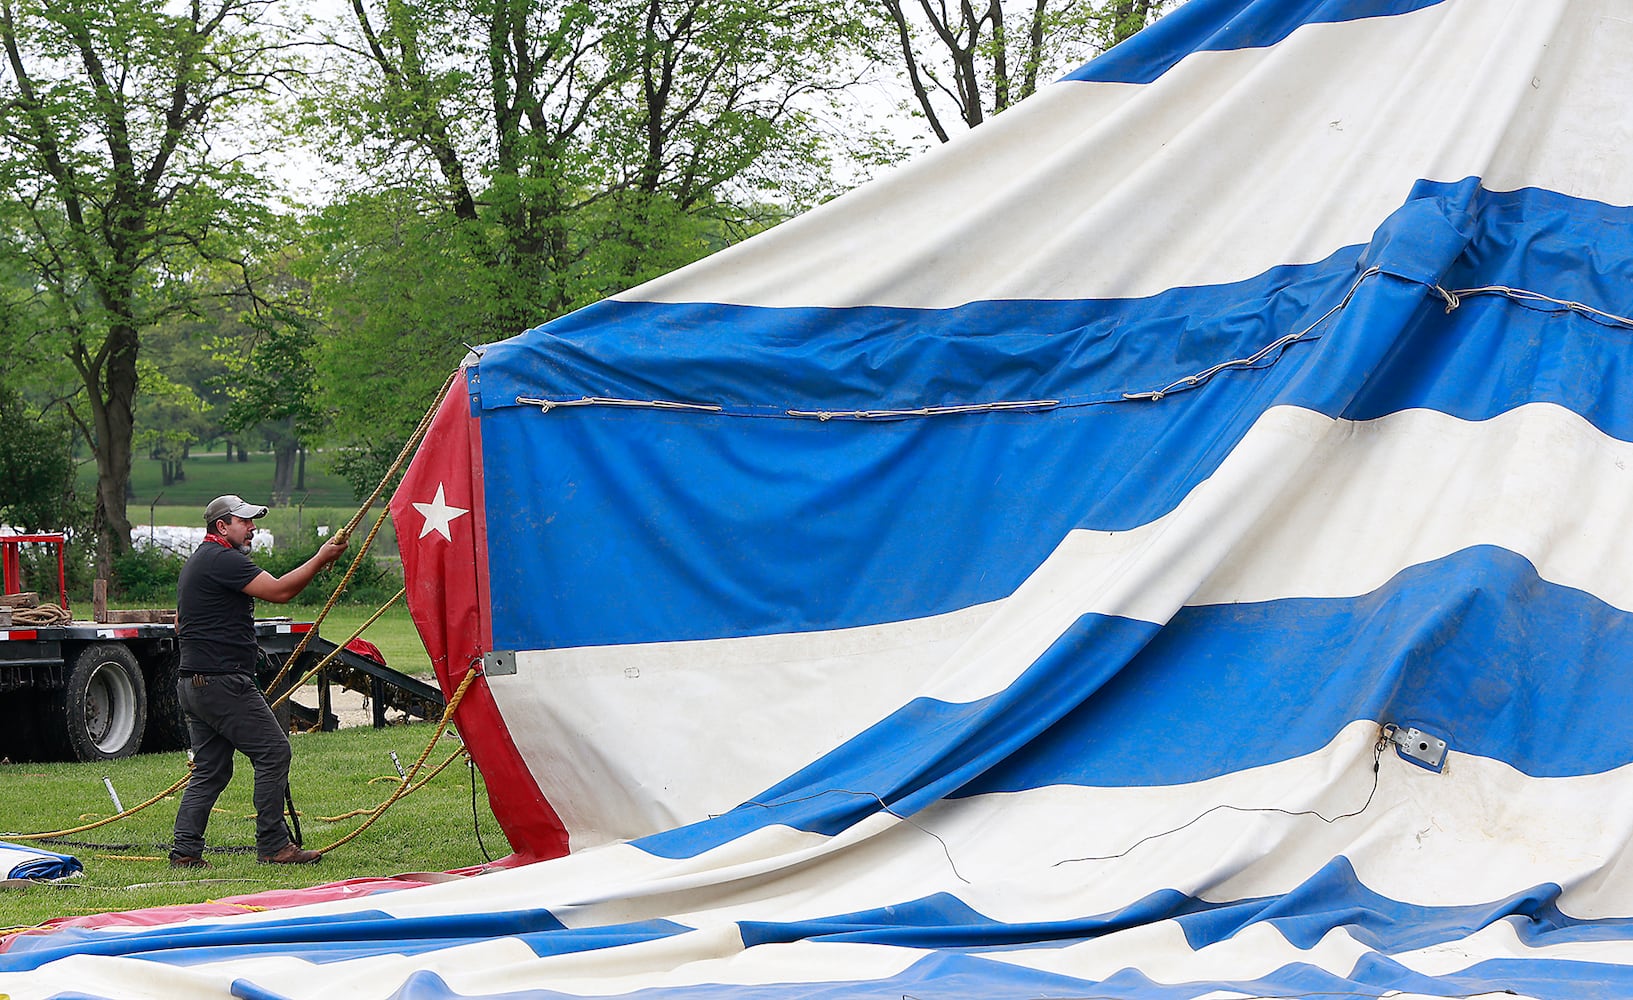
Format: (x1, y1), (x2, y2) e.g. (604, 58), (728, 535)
(172, 672), (293, 858)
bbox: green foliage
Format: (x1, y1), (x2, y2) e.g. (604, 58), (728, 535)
(217, 314), (322, 437)
(109, 546), (188, 605)
(255, 525), (405, 606)
(285, 0), (899, 477)
(0, 0), (299, 558)
(0, 389), (84, 533)
(296, 196), (494, 500)
(133, 358), (210, 486)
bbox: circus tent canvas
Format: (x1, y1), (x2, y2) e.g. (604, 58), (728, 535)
(6, 0), (1633, 997)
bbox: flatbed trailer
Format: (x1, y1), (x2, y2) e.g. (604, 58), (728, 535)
(0, 533), (444, 761)
(0, 618), (319, 762)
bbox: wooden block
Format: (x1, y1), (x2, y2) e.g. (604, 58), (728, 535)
(93, 579), (107, 623)
(100, 609), (178, 624)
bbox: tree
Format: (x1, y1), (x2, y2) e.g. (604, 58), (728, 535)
(215, 307), (321, 504)
(132, 358), (211, 489)
(0, 387), (80, 532)
(879, 0), (1173, 142)
(0, 0), (293, 568)
(297, 0), (885, 494)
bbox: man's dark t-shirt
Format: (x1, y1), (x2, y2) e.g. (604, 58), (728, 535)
(177, 539), (264, 675)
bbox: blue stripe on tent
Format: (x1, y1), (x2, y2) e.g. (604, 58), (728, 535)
(734, 858), (1633, 957)
(633, 545), (1633, 858)
(479, 182), (1633, 649)
(124, 921), (689, 970)
(477, 251), (1363, 413)
(0, 908), (624, 974)
(1063, 0), (1450, 86)
(475, 181), (1633, 419)
(378, 883), (1633, 1000)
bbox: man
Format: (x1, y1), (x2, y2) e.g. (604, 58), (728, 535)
(169, 494), (348, 868)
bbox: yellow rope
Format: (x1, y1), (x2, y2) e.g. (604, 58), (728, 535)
(0, 369), (460, 851)
(267, 587), (406, 712)
(9, 604), (70, 627)
(261, 368), (458, 697)
(313, 668), (481, 856)
(314, 751), (466, 822)
(1, 770), (191, 841)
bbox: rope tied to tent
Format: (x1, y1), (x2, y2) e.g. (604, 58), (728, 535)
(787, 399), (1060, 421)
(1433, 283), (1633, 329)
(261, 367), (459, 699)
(1123, 266), (1383, 402)
(310, 665), (483, 856)
(266, 587), (406, 713)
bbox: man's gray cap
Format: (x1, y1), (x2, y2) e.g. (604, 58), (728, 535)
(205, 494), (269, 525)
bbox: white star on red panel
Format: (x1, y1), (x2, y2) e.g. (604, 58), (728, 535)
(412, 483), (469, 541)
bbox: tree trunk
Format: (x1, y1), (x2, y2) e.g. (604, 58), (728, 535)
(87, 320), (140, 566)
(272, 442), (296, 504)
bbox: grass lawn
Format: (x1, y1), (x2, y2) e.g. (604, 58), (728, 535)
(85, 450), (361, 509)
(0, 725), (510, 935)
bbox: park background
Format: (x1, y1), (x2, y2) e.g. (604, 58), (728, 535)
(0, 0), (1170, 610)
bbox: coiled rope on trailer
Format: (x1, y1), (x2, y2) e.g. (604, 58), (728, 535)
(7, 604), (71, 627)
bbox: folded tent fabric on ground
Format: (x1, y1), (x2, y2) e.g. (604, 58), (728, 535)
(0, 843), (81, 882)
(5, 0), (1633, 997)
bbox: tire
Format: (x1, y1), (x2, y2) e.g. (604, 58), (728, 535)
(141, 649), (188, 752)
(56, 643), (148, 761)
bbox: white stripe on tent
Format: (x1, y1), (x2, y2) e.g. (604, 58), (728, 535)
(20, 724), (1633, 997)
(479, 400), (1633, 848)
(621, 0), (1631, 310)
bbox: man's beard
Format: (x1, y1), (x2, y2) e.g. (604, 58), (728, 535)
(236, 540), (253, 555)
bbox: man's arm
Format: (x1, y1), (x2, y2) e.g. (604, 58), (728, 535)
(242, 536), (350, 604)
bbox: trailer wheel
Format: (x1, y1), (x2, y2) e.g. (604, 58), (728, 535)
(57, 643), (148, 761)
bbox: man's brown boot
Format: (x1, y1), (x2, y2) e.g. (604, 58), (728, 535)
(258, 843), (321, 865)
(169, 852), (210, 869)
